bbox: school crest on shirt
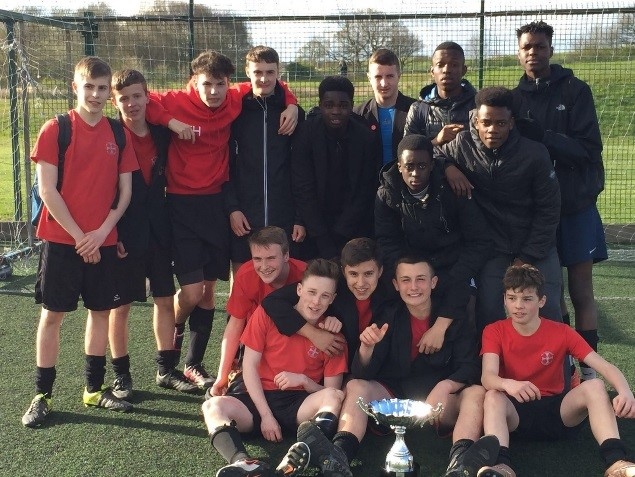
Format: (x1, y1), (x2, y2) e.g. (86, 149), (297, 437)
(106, 142), (118, 156)
(307, 345), (320, 359)
(540, 350), (554, 366)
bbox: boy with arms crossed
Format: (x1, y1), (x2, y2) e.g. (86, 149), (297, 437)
(210, 226), (306, 398)
(479, 265), (634, 477)
(23, 56), (138, 427)
(145, 50), (298, 389)
(203, 259), (350, 477)
(108, 69), (198, 397)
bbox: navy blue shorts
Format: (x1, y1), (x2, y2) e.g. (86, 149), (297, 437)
(168, 193), (230, 284)
(557, 204), (608, 267)
(35, 241), (120, 312)
(511, 393), (583, 440)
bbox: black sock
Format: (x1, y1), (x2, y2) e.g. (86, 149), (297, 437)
(497, 446), (511, 467)
(35, 366), (56, 398)
(111, 354), (130, 377)
(85, 355), (107, 393)
(311, 411), (338, 440)
(156, 349), (178, 375)
(600, 438), (628, 467)
(448, 439), (474, 467)
(332, 431), (360, 463)
(185, 307), (214, 367)
(210, 424), (248, 464)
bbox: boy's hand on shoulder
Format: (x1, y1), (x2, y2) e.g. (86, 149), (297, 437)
(278, 104), (298, 135)
(167, 118), (195, 143)
(260, 413), (283, 442)
(434, 124), (464, 146)
(360, 323), (389, 347)
(273, 371), (306, 391)
(291, 224), (306, 243)
(229, 211), (251, 236)
(310, 327), (346, 357)
(319, 316), (342, 334)
(613, 391), (635, 418)
(417, 319), (448, 355)
(504, 379), (541, 403)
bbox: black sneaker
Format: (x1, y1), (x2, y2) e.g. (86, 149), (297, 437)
(156, 369), (199, 394)
(216, 458), (272, 476)
(296, 421), (352, 477)
(83, 386), (133, 412)
(112, 373), (133, 400)
(184, 363), (216, 389)
(444, 435), (500, 477)
(22, 393), (51, 427)
(275, 441), (311, 476)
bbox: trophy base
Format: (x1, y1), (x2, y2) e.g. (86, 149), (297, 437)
(380, 462), (420, 477)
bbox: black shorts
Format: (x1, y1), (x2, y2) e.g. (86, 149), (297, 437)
(168, 193), (230, 284)
(378, 375), (439, 401)
(511, 393), (584, 440)
(230, 389), (309, 436)
(35, 241), (120, 312)
(115, 236), (175, 305)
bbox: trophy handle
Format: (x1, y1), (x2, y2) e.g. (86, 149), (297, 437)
(356, 397), (381, 425)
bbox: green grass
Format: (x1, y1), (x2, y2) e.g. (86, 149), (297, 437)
(0, 259), (633, 476)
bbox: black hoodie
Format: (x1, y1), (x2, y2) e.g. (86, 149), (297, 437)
(512, 64), (604, 214)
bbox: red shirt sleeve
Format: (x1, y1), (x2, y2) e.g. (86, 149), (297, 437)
(324, 341), (349, 377)
(240, 306), (270, 353)
(564, 326), (594, 362)
(146, 91), (177, 127)
(31, 118), (60, 166)
(480, 321), (503, 356)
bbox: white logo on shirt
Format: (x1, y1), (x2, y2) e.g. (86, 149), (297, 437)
(556, 104), (566, 111)
(191, 125), (202, 137)
(307, 346), (319, 359)
(541, 351), (554, 366)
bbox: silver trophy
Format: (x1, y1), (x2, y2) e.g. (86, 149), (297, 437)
(358, 397), (443, 477)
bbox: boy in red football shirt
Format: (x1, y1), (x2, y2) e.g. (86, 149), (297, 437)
(22, 56), (139, 427)
(209, 226), (306, 398)
(479, 265), (635, 477)
(203, 259), (351, 477)
(145, 50), (298, 389)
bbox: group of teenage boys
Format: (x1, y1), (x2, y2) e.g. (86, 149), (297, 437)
(22, 16), (633, 477)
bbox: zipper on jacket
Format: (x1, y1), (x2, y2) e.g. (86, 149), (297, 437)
(257, 97), (269, 225)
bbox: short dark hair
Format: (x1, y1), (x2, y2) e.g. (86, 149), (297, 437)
(433, 41), (465, 59)
(74, 56), (111, 82)
(503, 264), (545, 298)
(318, 75), (354, 102)
(394, 255), (436, 278)
(369, 48), (400, 73)
(340, 238), (383, 268)
(191, 50), (235, 79)
(302, 258), (340, 283)
(112, 69), (147, 93)
(397, 134), (434, 162)
(245, 45), (280, 67)
(248, 226), (289, 255)
(517, 21), (554, 45)
(475, 86), (514, 111)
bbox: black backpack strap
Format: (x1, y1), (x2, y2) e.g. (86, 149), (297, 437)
(55, 112), (72, 190)
(106, 117), (127, 166)
(106, 117), (127, 210)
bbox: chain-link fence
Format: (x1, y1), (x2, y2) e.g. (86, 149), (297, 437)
(1, 1), (634, 263)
